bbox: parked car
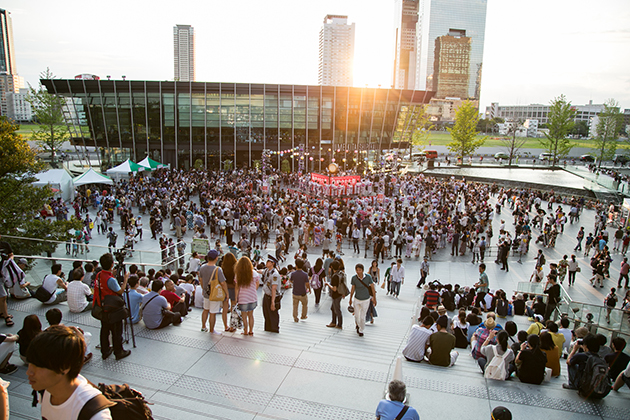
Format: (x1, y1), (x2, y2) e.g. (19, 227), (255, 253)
(580, 154), (596, 162)
(494, 152), (509, 160)
(539, 153), (553, 161)
(614, 154), (630, 165)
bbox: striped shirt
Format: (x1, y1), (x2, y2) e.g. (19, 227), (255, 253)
(402, 325), (433, 361)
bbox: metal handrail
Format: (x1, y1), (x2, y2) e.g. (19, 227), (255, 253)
(2, 234), (162, 254)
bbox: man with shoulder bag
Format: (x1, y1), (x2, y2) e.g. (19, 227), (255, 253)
(93, 253), (131, 361)
(349, 263), (376, 337)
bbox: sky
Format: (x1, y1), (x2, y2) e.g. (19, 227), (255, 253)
(6, 0), (630, 112)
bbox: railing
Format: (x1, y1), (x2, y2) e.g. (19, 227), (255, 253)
(515, 281), (630, 341)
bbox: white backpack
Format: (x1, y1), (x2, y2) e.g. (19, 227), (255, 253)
(483, 346), (508, 381)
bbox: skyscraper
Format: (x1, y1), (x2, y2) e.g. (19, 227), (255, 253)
(392, 0), (419, 90)
(174, 24), (195, 82)
(0, 9), (16, 75)
(0, 9), (23, 119)
(416, 0), (488, 99)
(318, 15), (355, 87)
(433, 30), (471, 99)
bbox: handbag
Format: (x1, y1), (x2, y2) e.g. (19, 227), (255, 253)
(208, 267), (225, 301)
(34, 283), (54, 303)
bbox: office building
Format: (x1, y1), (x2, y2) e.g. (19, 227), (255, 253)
(415, 0), (488, 99)
(0, 9), (16, 75)
(6, 88), (32, 122)
(0, 9), (21, 118)
(318, 15), (355, 87)
(393, 0), (419, 90)
(432, 30), (471, 99)
(43, 79), (434, 170)
(486, 101), (607, 125)
(174, 25), (195, 82)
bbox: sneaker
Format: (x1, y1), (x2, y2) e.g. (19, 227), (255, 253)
(115, 349), (131, 360)
(201, 327), (209, 332)
(0, 364), (18, 375)
(101, 348), (113, 360)
(562, 383), (576, 390)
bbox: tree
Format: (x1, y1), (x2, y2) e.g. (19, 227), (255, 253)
(0, 118), (81, 257)
(26, 68), (69, 168)
(592, 98), (623, 167)
(406, 105), (434, 156)
(500, 119), (527, 166)
(539, 95), (575, 166)
(446, 101), (486, 161)
(571, 120), (589, 138)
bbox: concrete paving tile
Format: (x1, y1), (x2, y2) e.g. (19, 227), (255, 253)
(275, 368), (386, 412)
(152, 390), (259, 420)
(185, 352), (292, 393)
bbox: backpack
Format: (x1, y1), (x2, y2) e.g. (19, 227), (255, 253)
(78, 382), (153, 420)
(336, 271), (349, 298)
(578, 354), (612, 399)
(483, 346), (508, 381)
(310, 268), (323, 289)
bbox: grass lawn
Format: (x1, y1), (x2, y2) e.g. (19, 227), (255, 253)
(16, 123), (38, 140)
(423, 131), (629, 150)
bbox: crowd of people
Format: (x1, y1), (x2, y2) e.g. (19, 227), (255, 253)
(2, 165), (630, 418)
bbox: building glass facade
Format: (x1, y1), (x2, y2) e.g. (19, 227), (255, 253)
(43, 79), (433, 171)
(417, 0), (487, 99)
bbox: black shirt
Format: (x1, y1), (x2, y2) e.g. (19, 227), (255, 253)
(604, 351), (630, 380)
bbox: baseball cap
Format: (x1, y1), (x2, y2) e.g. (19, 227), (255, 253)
(207, 249), (219, 260)
(17, 258), (28, 265)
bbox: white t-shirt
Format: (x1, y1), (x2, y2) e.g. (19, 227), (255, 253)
(194, 285), (204, 308)
(41, 375), (112, 420)
(42, 274), (62, 304)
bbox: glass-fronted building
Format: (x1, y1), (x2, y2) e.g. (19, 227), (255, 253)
(43, 79), (434, 171)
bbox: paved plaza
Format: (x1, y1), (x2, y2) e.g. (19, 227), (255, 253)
(4, 192), (630, 419)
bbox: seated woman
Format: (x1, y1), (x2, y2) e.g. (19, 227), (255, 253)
(17, 314), (42, 364)
(477, 330), (515, 380)
(539, 331), (561, 378)
(515, 334), (548, 384)
(452, 309), (469, 349)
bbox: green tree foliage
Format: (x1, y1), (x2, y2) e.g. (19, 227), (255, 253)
(26, 68), (69, 168)
(539, 95), (575, 166)
(0, 118), (42, 180)
(392, 104), (434, 156)
(446, 101), (486, 160)
(0, 118), (81, 257)
(592, 98), (623, 167)
(571, 120), (589, 138)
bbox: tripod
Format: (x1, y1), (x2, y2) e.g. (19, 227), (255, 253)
(115, 260), (136, 348)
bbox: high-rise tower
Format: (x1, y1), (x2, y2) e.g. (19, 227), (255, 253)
(318, 15), (355, 87)
(174, 24), (195, 82)
(392, 0), (419, 90)
(416, 0), (487, 99)
(0, 9), (16, 75)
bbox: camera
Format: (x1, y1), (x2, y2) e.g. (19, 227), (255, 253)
(113, 249), (126, 264)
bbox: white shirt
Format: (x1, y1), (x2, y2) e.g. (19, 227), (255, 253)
(402, 325), (433, 361)
(67, 281), (92, 313)
(391, 265), (405, 283)
(41, 375), (112, 420)
(42, 274), (63, 304)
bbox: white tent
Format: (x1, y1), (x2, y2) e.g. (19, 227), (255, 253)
(73, 169), (114, 186)
(106, 159), (146, 179)
(33, 169), (75, 201)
